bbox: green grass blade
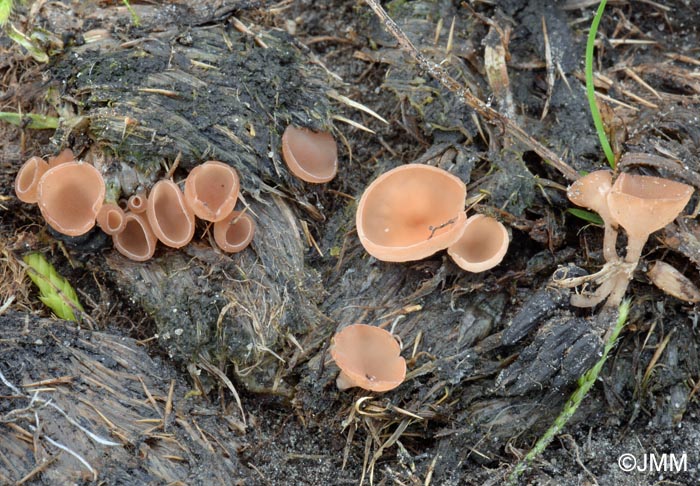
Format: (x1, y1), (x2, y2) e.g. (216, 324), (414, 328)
(7, 23), (49, 63)
(567, 208), (604, 225)
(508, 300), (630, 483)
(0, 111), (59, 129)
(23, 253), (84, 321)
(585, 0), (615, 168)
(0, 0), (13, 26)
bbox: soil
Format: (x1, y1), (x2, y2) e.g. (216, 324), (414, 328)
(2, 1), (700, 485)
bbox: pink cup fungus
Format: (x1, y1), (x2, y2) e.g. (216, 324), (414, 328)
(146, 180), (195, 248)
(329, 324), (406, 392)
(113, 212), (157, 261)
(281, 125), (338, 183)
(356, 164), (467, 262)
(96, 202), (126, 235)
(36, 161), (106, 236)
(128, 192), (148, 213)
(213, 211), (255, 253)
(184, 161), (240, 222)
(447, 214), (509, 272)
(48, 148), (75, 167)
(15, 156), (49, 203)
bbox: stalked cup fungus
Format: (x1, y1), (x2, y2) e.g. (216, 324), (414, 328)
(356, 164), (467, 262)
(15, 156), (49, 203)
(213, 211), (255, 253)
(329, 324), (406, 392)
(36, 161), (106, 236)
(113, 212), (157, 262)
(128, 192), (148, 213)
(146, 180), (195, 248)
(447, 215), (509, 272)
(184, 161), (240, 221)
(96, 202), (126, 235)
(567, 170), (618, 262)
(281, 125), (338, 183)
(607, 173), (694, 264)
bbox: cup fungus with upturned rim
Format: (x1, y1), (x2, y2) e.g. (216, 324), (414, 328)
(48, 148), (75, 167)
(96, 202), (126, 235)
(113, 212), (157, 262)
(15, 156), (49, 203)
(146, 180), (196, 248)
(281, 125), (338, 183)
(36, 161), (106, 236)
(329, 323), (406, 392)
(607, 173), (694, 265)
(356, 164), (467, 262)
(184, 160), (240, 222)
(213, 210), (255, 253)
(567, 170), (618, 262)
(447, 214), (509, 272)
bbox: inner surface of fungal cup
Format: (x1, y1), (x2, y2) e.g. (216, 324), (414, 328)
(184, 160), (240, 221)
(15, 156), (49, 203)
(113, 212), (157, 262)
(213, 210), (255, 253)
(146, 180), (196, 248)
(281, 125), (338, 183)
(36, 161), (106, 236)
(447, 214), (509, 272)
(356, 164), (467, 262)
(330, 324), (406, 392)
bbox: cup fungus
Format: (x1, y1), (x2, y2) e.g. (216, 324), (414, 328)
(329, 324), (406, 392)
(113, 212), (157, 262)
(567, 170), (618, 262)
(607, 173), (694, 264)
(128, 192), (148, 213)
(36, 161), (106, 236)
(184, 160), (240, 221)
(146, 180), (196, 248)
(15, 156), (49, 203)
(281, 125), (338, 183)
(447, 215), (509, 272)
(96, 202), (126, 235)
(356, 164), (467, 262)
(213, 211), (255, 253)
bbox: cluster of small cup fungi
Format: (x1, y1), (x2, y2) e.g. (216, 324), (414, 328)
(15, 124), (512, 394)
(13, 126), (343, 262)
(14, 150), (255, 261)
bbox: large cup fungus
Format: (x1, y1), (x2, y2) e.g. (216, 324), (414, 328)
(213, 210), (255, 253)
(356, 164), (467, 262)
(15, 156), (49, 203)
(281, 125), (338, 183)
(113, 212), (157, 262)
(330, 324), (406, 392)
(184, 160), (240, 222)
(146, 180), (196, 248)
(447, 215), (509, 272)
(36, 161), (106, 236)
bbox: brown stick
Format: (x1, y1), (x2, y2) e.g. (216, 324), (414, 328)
(363, 0), (579, 182)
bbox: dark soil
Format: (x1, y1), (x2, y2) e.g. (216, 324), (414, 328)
(2, 1), (700, 485)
